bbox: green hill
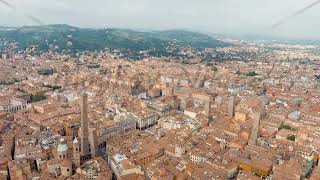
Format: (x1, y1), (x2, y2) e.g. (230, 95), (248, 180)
(0, 24), (227, 57)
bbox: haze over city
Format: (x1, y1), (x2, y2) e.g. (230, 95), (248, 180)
(1, 0), (320, 39)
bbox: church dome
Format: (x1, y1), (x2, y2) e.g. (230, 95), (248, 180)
(57, 143), (68, 152)
(57, 138), (68, 152)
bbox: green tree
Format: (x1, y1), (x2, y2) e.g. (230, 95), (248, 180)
(38, 68), (56, 75)
(287, 135), (296, 141)
(31, 92), (47, 102)
(279, 124), (294, 131)
(246, 71), (257, 76)
(211, 66), (218, 72)
(52, 85), (62, 91)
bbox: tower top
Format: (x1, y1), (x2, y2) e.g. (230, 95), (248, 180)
(81, 91), (88, 97)
(73, 137), (79, 144)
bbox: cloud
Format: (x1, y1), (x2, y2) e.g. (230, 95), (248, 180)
(0, 0), (319, 39)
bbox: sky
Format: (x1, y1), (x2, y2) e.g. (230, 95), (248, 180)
(1, 0), (320, 39)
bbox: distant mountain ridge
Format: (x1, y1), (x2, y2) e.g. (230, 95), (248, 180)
(0, 24), (227, 55)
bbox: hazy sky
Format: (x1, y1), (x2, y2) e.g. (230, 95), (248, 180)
(1, 0), (320, 39)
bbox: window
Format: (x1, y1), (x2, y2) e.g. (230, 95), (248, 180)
(67, 169), (69, 172)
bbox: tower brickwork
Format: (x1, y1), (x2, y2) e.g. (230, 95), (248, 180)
(80, 93), (90, 156)
(228, 95), (235, 118)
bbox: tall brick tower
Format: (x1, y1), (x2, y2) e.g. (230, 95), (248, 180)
(228, 95), (235, 118)
(80, 93), (90, 156)
(249, 112), (261, 145)
(89, 128), (98, 158)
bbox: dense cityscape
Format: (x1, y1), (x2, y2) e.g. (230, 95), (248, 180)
(0, 29), (320, 179)
(1, 0), (320, 180)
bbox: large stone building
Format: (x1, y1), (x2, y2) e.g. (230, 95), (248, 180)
(104, 76), (145, 97)
(0, 97), (28, 113)
(97, 118), (136, 140)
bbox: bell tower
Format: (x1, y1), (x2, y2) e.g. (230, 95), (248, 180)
(72, 137), (81, 168)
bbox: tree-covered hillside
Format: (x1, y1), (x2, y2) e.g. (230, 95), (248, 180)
(0, 24), (227, 55)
